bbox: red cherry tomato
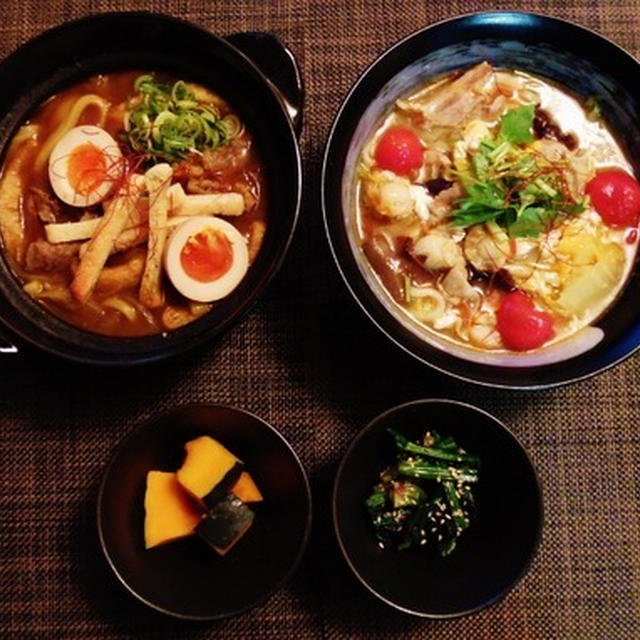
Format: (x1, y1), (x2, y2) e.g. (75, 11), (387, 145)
(374, 126), (423, 175)
(586, 170), (640, 228)
(496, 291), (554, 351)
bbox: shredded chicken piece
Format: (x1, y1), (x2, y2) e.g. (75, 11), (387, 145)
(428, 183), (465, 221)
(411, 230), (464, 271)
(422, 149), (451, 181)
(441, 263), (477, 300)
(365, 174), (415, 219)
(463, 223), (511, 273)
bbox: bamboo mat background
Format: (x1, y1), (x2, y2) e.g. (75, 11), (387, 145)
(1, 1), (639, 638)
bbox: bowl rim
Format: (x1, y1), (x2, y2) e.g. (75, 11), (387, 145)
(332, 397), (544, 618)
(96, 402), (313, 620)
(321, 10), (640, 390)
(0, 11), (302, 366)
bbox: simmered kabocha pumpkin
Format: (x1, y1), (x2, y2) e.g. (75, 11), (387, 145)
(144, 436), (262, 555)
(231, 471), (263, 503)
(176, 435), (245, 508)
(196, 493), (255, 555)
(144, 471), (203, 549)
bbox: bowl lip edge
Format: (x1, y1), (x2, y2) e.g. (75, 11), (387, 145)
(95, 402), (313, 620)
(331, 397), (544, 618)
(320, 9), (640, 390)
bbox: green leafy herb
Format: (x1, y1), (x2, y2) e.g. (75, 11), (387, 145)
(450, 104), (585, 237)
(498, 103), (535, 144)
(124, 75), (241, 163)
(365, 429), (479, 557)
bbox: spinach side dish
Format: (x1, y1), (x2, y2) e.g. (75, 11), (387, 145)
(365, 428), (479, 557)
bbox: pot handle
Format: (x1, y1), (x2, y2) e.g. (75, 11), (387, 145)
(224, 32), (304, 137)
(0, 325), (18, 354)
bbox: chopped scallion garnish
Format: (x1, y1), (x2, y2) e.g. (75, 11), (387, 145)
(124, 75), (241, 163)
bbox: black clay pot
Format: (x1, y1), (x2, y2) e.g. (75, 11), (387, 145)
(322, 11), (640, 389)
(0, 12), (302, 365)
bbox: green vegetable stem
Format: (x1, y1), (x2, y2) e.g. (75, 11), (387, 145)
(450, 103), (585, 237)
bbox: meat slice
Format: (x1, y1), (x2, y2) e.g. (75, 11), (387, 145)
(25, 240), (80, 273)
(26, 187), (62, 223)
(201, 137), (251, 172)
(398, 62), (496, 127)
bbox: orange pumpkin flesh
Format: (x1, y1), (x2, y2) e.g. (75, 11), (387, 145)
(143, 471), (202, 549)
(144, 436), (263, 555)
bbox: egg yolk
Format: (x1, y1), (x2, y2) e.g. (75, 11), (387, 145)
(180, 228), (234, 282)
(67, 142), (108, 196)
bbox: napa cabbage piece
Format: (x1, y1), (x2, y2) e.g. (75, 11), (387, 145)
(553, 232), (625, 318)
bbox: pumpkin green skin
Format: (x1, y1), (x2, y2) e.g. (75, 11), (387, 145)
(196, 493), (255, 553)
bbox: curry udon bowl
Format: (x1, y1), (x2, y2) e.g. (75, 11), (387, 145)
(0, 13), (302, 365)
(322, 11), (640, 388)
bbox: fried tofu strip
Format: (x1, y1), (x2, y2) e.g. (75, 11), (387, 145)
(247, 220), (266, 262)
(95, 248), (147, 296)
(140, 163), (172, 308)
(0, 139), (37, 265)
(46, 211), (148, 248)
(45, 218), (102, 243)
(112, 191), (149, 254)
(168, 183), (244, 217)
(50, 185), (148, 250)
(70, 175), (144, 303)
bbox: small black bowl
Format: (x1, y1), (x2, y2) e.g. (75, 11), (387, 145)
(97, 404), (312, 620)
(0, 12), (302, 365)
(322, 11), (640, 388)
(333, 399), (543, 617)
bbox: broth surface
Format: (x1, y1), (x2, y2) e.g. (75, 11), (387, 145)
(353, 62), (638, 360)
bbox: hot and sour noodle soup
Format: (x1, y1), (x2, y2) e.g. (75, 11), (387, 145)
(354, 61), (640, 359)
(0, 71), (266, 336)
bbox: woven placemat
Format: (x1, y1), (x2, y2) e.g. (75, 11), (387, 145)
(1, 0), (639, 638)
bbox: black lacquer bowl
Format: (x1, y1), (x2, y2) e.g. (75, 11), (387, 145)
(322, 11), (640, 388)
(0, 12), (302, 365)
(333, 399), (543, 617)
(97, 404), (312, 620)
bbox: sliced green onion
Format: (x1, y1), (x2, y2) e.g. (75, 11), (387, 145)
(124, 75), (240, 163)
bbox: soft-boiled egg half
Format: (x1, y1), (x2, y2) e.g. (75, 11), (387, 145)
(48, 125), (123, 207)
(164, 216), (249, 302)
